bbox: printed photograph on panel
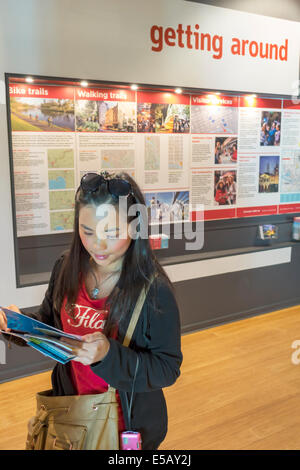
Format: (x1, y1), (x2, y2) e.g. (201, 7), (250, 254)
(259, 155), (280, 192)
(214, 137), (238, 164)
(75, 100), (136, 132)
(10, 97), (75, 131)
(214, 170), (237, 205)
(145, 191), (189, 223)
(137, 103), (190, 133)
(260, 111), (281, 146)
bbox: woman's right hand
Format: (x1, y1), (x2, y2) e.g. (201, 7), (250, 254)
(0, 305), (15, 334)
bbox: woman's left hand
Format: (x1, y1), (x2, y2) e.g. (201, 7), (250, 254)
(64, 332), (110, 365)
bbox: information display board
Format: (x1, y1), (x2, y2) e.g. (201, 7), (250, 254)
(7, 77), (300, 238)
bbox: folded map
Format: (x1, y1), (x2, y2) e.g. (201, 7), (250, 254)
(0, 307), (83, 364)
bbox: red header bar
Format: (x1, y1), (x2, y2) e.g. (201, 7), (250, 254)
(239, 97), (282, 109)
(9, 84), (74, 100)
(195, 208), (236, 221)
(191, 94), (238, 107)
(237, 205), (278, 217)
(278, 203), (300, 214)
(283, 100), (300, 110)
(75, 87), (135, 102)
(137, 91), (189, 105)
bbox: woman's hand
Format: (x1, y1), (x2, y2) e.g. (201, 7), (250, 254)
(65, 332), (110, 365)
(0, 304), (21, 333)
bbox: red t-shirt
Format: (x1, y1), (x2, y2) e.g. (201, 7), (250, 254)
(60, 276), (126, 433)
(215, 189), (228, 205)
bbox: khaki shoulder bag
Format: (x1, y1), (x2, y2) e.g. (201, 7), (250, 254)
(25, 277), (155, 450)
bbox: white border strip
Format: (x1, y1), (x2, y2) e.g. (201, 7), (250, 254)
(164, 247), (291, 283)
(0, 80), (6, 105)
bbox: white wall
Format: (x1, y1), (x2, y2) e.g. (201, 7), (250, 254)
(190, 0), (300, 22)
(0, 0), (299, 309)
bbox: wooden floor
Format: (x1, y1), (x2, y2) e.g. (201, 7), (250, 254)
(1, 305), (300, 450)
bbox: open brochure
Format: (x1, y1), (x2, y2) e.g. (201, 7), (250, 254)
(0, 307), (83, 364)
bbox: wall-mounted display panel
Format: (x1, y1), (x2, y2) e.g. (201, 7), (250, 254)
(6, 75), (300, 287)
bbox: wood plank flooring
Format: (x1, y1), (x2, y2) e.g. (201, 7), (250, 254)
(1, 305), (300, 450)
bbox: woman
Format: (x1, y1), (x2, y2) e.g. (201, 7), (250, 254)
(230, 144), (237, 163)
(274, 123), (280, 146)
(227, 175), (237, 205)
(0, 171), (183, 450)
(215, 140), (222, 164)
(214, 180), (229, 205)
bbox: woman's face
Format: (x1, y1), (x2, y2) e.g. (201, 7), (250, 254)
(79, 203), (132, 272)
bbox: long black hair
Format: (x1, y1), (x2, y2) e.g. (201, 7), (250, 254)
(52, 171), (173, 337)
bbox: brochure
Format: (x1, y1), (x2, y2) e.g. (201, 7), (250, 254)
(0, 307), (83, 364)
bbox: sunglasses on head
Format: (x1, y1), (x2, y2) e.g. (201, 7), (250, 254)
(79, 172), (133, 199)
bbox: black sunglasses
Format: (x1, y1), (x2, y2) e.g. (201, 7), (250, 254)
(79, 172), (133, 199)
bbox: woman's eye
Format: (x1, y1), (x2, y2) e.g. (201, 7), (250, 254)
(84, 232), (93, 236)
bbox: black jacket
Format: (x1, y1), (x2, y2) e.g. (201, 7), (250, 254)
(7, 254), (183, 450)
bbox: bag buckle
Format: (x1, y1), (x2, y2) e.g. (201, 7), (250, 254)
(53, 437), (73, 450)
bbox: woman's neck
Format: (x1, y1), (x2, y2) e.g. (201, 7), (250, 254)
(89, 257), (123, 277)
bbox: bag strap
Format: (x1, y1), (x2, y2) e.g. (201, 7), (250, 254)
(122, 274), (156, 430)
(109, 274), (156, 415)
(122, 274), (156, 348)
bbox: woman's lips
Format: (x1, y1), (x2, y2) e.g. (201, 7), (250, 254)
(94, 254), (109, 260)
